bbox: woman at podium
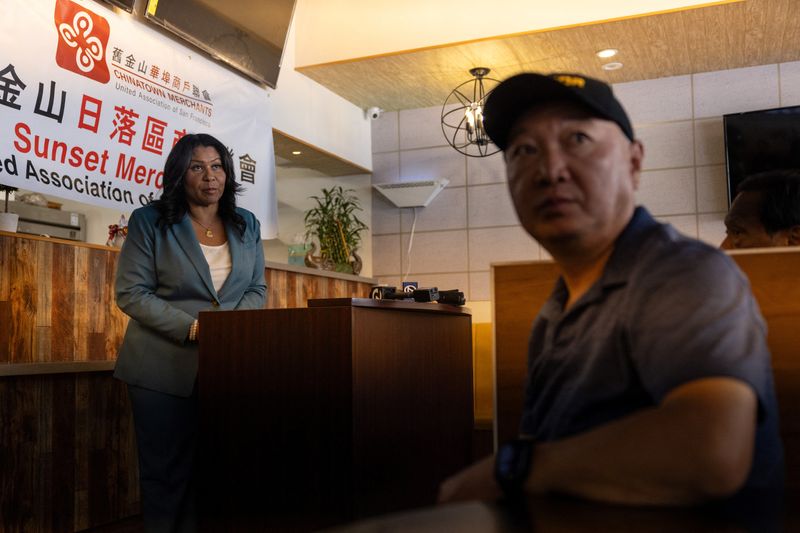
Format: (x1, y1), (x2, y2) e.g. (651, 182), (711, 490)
(114, 133), (266, 532)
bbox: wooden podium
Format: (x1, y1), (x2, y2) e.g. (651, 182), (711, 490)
(197, 298), (473, 531)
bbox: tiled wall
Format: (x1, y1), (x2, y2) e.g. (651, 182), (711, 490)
(370, 61), (800, 304)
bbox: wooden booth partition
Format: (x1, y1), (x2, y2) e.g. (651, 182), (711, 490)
(493, 261), (559, 446)
(197, 298), (473, 531)
(730, 249), (800, 494)
(493, 249), (800, 496)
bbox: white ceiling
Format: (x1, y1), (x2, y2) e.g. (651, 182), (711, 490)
(293, 0), (738, 67)
(291, 0), (800, 111)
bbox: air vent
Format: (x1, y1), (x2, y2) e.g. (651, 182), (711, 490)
(373, 178), (449, 208)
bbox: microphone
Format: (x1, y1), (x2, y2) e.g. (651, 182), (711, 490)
(437, 289), (465, 306)
(370, 286), (465, 306)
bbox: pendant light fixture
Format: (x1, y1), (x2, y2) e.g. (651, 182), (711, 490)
(440, 67), (501, 157)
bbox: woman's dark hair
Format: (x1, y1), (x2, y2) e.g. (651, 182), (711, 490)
(151, 133), (246, 237)
(737, 169), (800, 234)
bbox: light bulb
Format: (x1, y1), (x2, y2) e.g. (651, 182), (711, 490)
(596, 48), (618, 59)
(465, 105), (477, 139)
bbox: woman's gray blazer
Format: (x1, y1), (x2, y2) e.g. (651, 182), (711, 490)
(114, 204), (266, 397)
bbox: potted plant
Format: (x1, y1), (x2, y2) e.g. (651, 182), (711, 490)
(0, 183), (19, 233)
(304, 186), (368, 274)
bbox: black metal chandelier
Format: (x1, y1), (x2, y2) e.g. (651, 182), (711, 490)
(441, 67), (501, 158)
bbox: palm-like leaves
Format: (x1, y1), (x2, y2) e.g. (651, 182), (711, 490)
(304, 186), (368, 266)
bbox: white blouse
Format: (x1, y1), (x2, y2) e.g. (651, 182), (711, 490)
(199, 241), (232, 293)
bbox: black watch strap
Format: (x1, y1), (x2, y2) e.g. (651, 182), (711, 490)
(494, 438), (535, 497)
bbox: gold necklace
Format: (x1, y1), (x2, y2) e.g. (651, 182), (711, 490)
(189, 215), (215, 238)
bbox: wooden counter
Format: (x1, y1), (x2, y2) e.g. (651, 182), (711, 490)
(0, 231), (377, 366)
(0, 231), (377, 532)
(0, 230), (128, 365)
(265, 260), (377, 308)
(0, 370), (140, 532)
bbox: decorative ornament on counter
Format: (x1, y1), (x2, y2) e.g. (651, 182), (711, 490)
(15, 192), (48, 207)
(288, 233), (311, 266)
(0, 183), (19, 232)
(107, 215), (128, 247)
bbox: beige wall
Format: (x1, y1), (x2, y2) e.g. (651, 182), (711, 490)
(272, 2), (373, 170)
(264, 167), (373, 276)
(370, 61), (800, 309)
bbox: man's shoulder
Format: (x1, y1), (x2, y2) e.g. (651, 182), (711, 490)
(642, 221), (720, 256)
(616, 208), (728, 268)
(630, 220), (743, 287)
(650, 222), (730, 259)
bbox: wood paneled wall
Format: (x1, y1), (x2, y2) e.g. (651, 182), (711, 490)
(0, 373), (138, 532)
(265, 266), (375, 308)
(0, 232), (127, 364)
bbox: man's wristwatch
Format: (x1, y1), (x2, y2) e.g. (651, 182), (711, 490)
(494, 438), (535, 497)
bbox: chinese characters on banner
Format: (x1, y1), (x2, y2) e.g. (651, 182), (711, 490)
(0, 0), (278, 238)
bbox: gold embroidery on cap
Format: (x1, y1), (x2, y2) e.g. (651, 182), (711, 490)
(554, 75), (586, 88)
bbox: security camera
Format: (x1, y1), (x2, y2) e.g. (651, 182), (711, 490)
(366, 106), (383, 120)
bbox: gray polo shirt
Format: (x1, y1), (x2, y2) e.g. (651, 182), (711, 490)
(520, 207), (783, 493)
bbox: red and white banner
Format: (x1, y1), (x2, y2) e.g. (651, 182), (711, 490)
(0, 0), (278, 238)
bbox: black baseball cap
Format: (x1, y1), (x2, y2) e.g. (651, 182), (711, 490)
(484, 72), (635, 150)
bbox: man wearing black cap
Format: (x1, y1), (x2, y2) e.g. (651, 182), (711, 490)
(438, 73), (783, 505)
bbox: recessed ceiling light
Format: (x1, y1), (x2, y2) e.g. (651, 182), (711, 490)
(292, 150), (302, 155)
(596, 48), (618, 59)
(601, 62), (624, 71)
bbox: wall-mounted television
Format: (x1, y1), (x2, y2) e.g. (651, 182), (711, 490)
(144, 0), (296, 88)
(96, 0), (135, 13)
(724, 105), (800, 205)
